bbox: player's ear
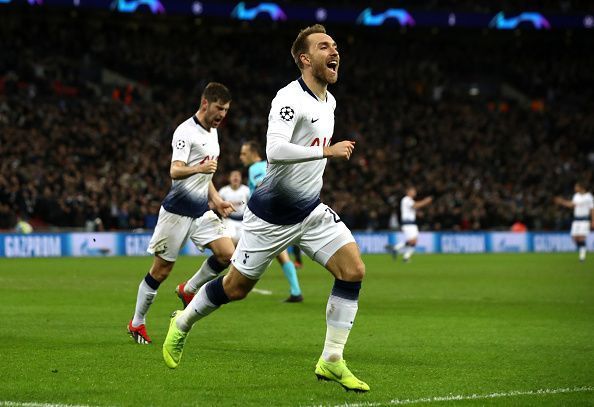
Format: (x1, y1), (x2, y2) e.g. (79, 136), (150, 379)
(200, 97), (208, 111)
(300, 53), (311, 67)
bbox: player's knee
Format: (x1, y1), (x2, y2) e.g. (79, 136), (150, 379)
(344, 261), (366, 282)
(215, 250), (233, 266)
(225, 284), (250, 301)
(150, 259), (174, 282)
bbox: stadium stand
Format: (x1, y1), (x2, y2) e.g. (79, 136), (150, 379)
(1, 9), (592, 231)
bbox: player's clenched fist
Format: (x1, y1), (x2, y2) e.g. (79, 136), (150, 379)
(198, 160), (218, 174)
(323, 140), (355, 160)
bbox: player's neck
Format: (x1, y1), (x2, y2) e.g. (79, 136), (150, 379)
(195, 112), (211, 132)
(301, 73), (327, 101)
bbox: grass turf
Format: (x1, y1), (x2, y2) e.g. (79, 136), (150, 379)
(0, 253), (593, 406)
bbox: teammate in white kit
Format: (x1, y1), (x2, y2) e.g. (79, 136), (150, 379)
(554, 182), (594, 262)
(217, 170), (250, 244)
(127, 83), (236, 344)
(386, 186), (432, 262)
(163, 25), (370, 392)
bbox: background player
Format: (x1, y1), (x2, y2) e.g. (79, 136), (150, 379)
(217, 170), (250, 245)
(239, 140), (303, 302)
(554, 182), (594, 262)
(127, 83), (235, 344)
(163, 24), (370, 392)
(387, 186), (433, 262)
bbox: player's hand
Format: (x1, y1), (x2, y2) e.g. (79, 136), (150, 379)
(215, 200), (236, 218)
(198, 160), (218, 174)
(324, 141), (355, 160)
(553, 196), (563, 205)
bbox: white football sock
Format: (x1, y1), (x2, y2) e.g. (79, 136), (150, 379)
(322, 295), (358, 362)
(394, 242), (406, 252)
(185, 259), (219, 294)
(579, 246), (586, 261)
(176, 285), (218, 332)
(132, 279), (157, 327)
(403, 246), (415, 260)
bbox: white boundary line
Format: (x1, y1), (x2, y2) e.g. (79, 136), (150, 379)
(306, 386), (594, 407)
(0, 402), (97, 407)
(252, 288), (273, 295)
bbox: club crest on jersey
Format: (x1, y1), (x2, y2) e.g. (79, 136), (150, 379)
(279, 106), (295, 121)
(175, 140), (186, 149)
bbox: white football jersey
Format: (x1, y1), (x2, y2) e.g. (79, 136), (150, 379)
(248, 78), (336, 225)
(572, 192), (594, 219)
(219, 184), (250, 221)
(401, 196), (416, 224)
(162, 115), (219, 218)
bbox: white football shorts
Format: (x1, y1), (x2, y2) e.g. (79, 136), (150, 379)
(571, 220), (591, 237)
(223, 218), (244, 244)
(402, 224), (419, 241)
(147, 207), (227, 262)
(231, 203), (355, 280)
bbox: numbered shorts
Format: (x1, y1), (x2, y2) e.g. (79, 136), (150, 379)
(231, 203), (356, 280)
(571, 221), (591, 237)
(223, 218), (244, 243)
(402, 224), (419, 241)
(147, 207), (227, 262)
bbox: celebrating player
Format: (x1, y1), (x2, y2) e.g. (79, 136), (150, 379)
(127, 83), (236, 344)
(554, 182), (594, 262)
(386, 186), (433, 262)
(163, 24), (370, 392)
(217, 170), (250, 245)
(239, 140), (303, 302)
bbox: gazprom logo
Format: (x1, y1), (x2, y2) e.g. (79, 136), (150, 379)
(231, 2), (287, 21)
(111, 0), (165, 14)
(356, 8), (415, 27)
(489, 12), (551, 29)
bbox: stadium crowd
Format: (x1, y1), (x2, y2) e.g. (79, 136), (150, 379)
(1, 10), (592, 231)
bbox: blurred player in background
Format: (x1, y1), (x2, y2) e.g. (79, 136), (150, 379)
(239, 140), (303, 302)
(387, 186), (433, 262)
(218, 170), (250, 245)
(163, 24), (370, 392)
(127, 83), (236, 344)
(554, 182), (594, 262)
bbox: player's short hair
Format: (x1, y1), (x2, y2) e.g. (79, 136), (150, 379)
(202, 82), (232, 104)
(291, 24), (327, 70)
(243, 140), (262, 157)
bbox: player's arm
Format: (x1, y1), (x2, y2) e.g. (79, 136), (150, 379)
(170, 160), (217, 180)
(266, 98), (354, 164)
(553, 196), (574, 209)
(208, 182), (235, 217)
(413, 196), (433, 209)
(249, 166), (266, 188)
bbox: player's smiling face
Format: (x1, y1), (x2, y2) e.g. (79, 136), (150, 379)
(204, 100), (230, 129)
(306, 33), (339, 84)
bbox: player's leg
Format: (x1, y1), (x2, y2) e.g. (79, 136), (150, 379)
(177, 236), (235, 307)
(300, 204), (369, 391)
(571, 221), (589, 262)
(129, 208), (190, 344)
(163, 208), (296, 368)
(276, 250), (303, 302)
(402, 225), (419, 262)
(176, 211), (234, 307)
(293, 245), (303, 268)
(403, 238), (417, 262)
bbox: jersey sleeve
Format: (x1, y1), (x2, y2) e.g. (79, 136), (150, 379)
(588, 194), (594, 209)
(266, 92), (324, 164)
(171, 127), (192, 163)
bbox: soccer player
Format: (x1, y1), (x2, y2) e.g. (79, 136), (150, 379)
(127, 83), (236, 344)
(239, 140), (303, 302)
(217, 170), (250, 245)
(554, 182), (594, 262)
(163, 24), (370, 392)
(386, 186), (433, 262)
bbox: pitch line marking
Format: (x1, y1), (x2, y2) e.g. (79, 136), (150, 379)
(252, 288), (273, 295)
(306, 385), (594, 407)
(0, 402), (99, 407)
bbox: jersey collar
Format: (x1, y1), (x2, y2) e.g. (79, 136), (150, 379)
(193, 114), (210, 132)
(298, 77), (327, 102)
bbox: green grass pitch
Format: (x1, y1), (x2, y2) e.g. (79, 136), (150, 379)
(0, 253), (593, 406)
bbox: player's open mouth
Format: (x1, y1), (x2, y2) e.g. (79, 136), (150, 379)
(327, 60), (338, 73)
